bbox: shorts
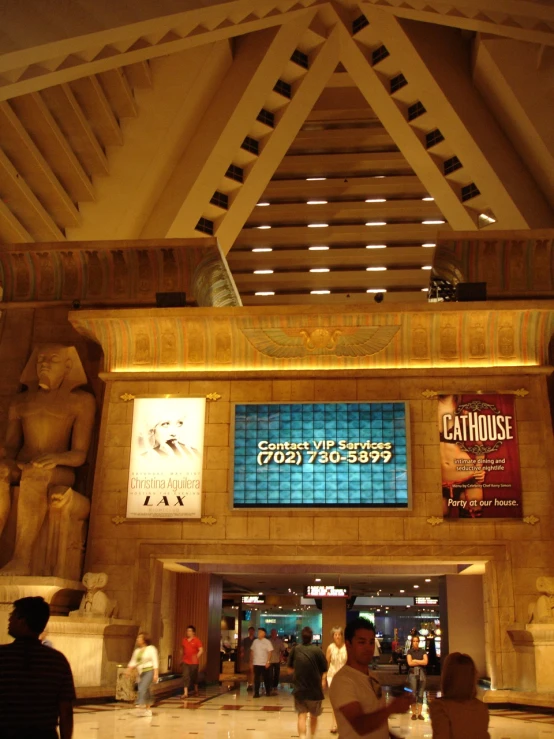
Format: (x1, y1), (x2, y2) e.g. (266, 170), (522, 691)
(294, 698), (323, 716)
(182, 663), (199, 688)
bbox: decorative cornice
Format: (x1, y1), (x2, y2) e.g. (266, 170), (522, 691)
(69, 302), (554, 373)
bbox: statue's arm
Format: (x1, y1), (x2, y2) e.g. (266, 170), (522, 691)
(0, 401), (23, 460)
(32, 393), (96, 469)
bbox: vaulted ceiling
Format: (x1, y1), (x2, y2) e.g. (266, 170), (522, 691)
(0, 0), (553, 304)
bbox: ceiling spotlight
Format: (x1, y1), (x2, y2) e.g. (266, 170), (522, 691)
(255, 291), (275, 296)
(309, 245), (329, 250)
(422, 220), (445, 225)
(421, 288), (429, 292)
(479, 212), (497, 224)
(373, 175), (386, 178)
(367, 288), (387, 293)
(254, 270), (274, 274)
(306, 177), (327, 181)
(414, 585), (419, 589)
(257, 225), (272, 229)
(315, 578), (321, 582)
(400, 589), (405, 593)
(366, 221), (387, 226)
(256, 202), (270, 207)
(310, 268), (330, 272)
(252, 247), (272, 252)
(422, 243), (436, 248)
(422, 197), (434, 201)
(366, 244), (387, 249)
(366, 266), (387, 272)
(311, 290), (331, 295)
(308, 223), (329, 228)
(425, 578), (431, 582)
(365, 198), (387, 203)
(421, 266), (432, 270)
(307, 200), (328, 205)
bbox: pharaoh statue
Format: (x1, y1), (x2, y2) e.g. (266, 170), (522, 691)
(0, 344), (96, 577)
(78, 572), (118, 618)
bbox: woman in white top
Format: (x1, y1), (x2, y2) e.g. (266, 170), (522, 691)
(325, 626), (348, 734)
(429, 652), (489, 739)
(126, 632), (160, 716)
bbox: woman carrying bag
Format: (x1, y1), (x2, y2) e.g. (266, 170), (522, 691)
(126, 632), (159, 717)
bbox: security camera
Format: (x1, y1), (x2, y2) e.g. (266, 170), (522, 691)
(72, 299), (81, 310)
(374, 293), (384, 304)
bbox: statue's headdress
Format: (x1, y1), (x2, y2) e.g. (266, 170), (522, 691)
(20, 344), (88, 392)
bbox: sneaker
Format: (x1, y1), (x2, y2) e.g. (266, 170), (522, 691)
(411, 714), (417, 721)
(418, 715), (425, 720)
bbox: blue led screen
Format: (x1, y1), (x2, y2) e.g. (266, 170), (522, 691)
(232, 402), (410, 508)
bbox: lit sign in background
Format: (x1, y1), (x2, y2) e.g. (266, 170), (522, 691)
(304, 585), (350, 598)
(232, 402), (409, 508)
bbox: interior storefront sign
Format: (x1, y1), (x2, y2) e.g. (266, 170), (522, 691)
(241, 595), (266, 604)
(415, 597), (439, 605)
(232, 402), (410, 508)
(126, 397), (206, 518)
(305, 585), (350, 597)
(438, 394), (522, 519)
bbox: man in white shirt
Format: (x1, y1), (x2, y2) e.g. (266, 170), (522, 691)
(329, 617), (411, 739)
(250, 628), (273, 698)
(269, 628), (285, 694)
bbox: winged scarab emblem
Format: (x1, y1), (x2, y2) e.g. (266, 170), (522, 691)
(241, 326), (400, 358)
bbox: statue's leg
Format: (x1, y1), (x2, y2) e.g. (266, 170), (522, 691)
(0, 460), (21, 540)
(1, 465), (74, 575)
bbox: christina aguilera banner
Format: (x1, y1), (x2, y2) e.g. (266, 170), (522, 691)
(126, 397), (206, 519)
(438, 394), (522, 519)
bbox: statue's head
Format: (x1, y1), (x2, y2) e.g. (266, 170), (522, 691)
(21, 344), (87, 392)
(83, 572), (108, 590)
(536, 577), (554, 595)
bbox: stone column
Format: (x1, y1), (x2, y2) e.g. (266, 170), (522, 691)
(321, 598), (347, 652)
(174, 573), (223, 682)
(439, 575), (486, 675)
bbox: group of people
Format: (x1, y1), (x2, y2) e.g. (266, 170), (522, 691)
(240, 626), (286, 697)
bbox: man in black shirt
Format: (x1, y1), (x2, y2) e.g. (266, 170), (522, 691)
(288, 626), (328, 739)
(0, 596), (76, 739)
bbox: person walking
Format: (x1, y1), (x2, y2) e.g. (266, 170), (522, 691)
(181, 625), (203, 699)
(407, 634), (428, 721)
(241, 626), (256, 690)
(429, 652), (490, 739)
(325, 626), (347, 734)
(126, 632), (159, 717)
(288, 626), (328, 739)
(250, 627), (273, 698)
(329, 617), (411, 739)
(0, 596), (76, 739)
(269, 628), (285, 694)
(372, 635), (381, 670)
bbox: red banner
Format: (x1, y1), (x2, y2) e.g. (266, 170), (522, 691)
(438, 394), (522, 519)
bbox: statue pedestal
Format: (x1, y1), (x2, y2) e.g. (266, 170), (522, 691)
(508, 624), (554, 692)
(0, 577), (137, 688)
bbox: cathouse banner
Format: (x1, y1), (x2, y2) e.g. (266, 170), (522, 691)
(126, 397), (206, 519)
(438, 394), (522, 519)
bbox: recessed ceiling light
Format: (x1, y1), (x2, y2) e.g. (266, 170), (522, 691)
(421, 266), (432, 270)
(366, 244), (387, 249)
(366, 266), (387, 272)
(400, 589), (405, 593)
(257, 225), (271, 229)
(252, 247), (273, 252)
(366, 221), (387, 226)
(254, 269), (274, 274)
(422, 220), (445, 225)
(310, 268), (330, 272)
(479, 212), (496, 223)
(258, 592), (263, 595)
(256, 202), (270, 206)
(315, 578), (321, 582)
(255, 291), (275, 296)
(306, 177), (326, 181)
(422, 243), (436, 248)
(422, 197), (434, 201)
(407, 605), (411, 608)
(365, 198), (387, 203)
(311, 290), (331, 294)
(366, 288), (387, 293)
(373, 175), (386, 178)
(414, 585), (419, 588)
(307, 200), (328, 205)
(308, 223), (329, 228)
(421, 288), (429, 292)
(309, 245), (329, 250)
(425, 578), (431, 582)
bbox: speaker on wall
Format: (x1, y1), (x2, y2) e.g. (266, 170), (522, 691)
(456, 282), (487, 302)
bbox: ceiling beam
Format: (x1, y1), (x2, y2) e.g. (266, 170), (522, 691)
(0, 199), (33, 243)
(217, 27), (343, 252)
(69, 76), (123, 148)
(142, 13), (318, 239)
(365, 9), (553, 227)
(360, 0), (554, 46)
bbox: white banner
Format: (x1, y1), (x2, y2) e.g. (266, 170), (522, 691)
(126, 397), (206, 519)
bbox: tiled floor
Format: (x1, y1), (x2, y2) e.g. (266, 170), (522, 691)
(74, 685), (554, 738)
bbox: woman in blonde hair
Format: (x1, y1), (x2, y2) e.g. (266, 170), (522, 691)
(429, 652), (489, 738)
(325, 626), (347, 734)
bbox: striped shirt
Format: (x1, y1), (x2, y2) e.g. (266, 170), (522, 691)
(0, 638), (76, 734)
